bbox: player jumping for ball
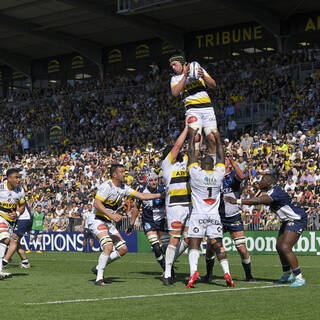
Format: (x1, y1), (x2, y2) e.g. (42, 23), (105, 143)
(169, 55), (217, 155)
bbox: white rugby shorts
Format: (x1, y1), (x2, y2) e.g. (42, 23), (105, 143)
(0, 216), (13, 235)
(88, 215), (119, 237)
(166, 205), (191, 231)
(186, 107), (217, 134)
(187, 213), (223, 239)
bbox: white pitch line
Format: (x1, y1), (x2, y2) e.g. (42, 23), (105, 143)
(25, 284), (288, 306)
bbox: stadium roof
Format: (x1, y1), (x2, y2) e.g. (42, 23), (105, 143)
(0, 0), (319, 67)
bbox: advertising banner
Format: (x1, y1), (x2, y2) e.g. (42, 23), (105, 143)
(21, 232), (137, 253)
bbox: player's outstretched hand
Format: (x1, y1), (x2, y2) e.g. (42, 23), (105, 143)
(112, 213), (123, 222)
(125, 225), (134, 235)
(224, 196), (237, 204)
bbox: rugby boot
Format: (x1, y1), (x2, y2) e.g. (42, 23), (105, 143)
(163, 277), (173, 286)
(290, 278), (306, 287)
(95, 279), (107, 286)
(224, 273), (235, 287)
(0, 271), (12, 279)
(186, 271), (200, 288)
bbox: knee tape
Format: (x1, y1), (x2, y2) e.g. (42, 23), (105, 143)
(183, 231), (188, 239)
(204, 125), (217, 136)
(170, 233), (181, 239)
(148, 234), (159, 246)
(115, 240), (126, 250)
(234, 237), (246, 248)
(99, 236), (112, 248)
(0, 231), (10, 243)
(195, 142), (200, 151)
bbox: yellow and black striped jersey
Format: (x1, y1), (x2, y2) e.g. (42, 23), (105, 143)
(171, 68), (212, 109)
(0, 182), (25, 222)
(161, 152), (191, 206)
(95, 179), (136, 222)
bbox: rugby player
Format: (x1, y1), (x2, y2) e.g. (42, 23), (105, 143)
(204, 153), (255, 282)
(0, 168), (25, 279)
(225, 174), (307, 287)
(161, 123), (191, 285)
(89, 164), (164, 286)
(2, 203), (33, 269)
(169, 55), (217, 155)
(126, 172), (169, 271)
(186, 128), (234, 288)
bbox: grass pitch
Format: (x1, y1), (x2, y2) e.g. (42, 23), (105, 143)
(1, 252), (320, 320)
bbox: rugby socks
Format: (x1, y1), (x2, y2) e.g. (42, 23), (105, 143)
(164, 245), (176, 278)
(242, 257), (253, 279)
(96, 253), (109, 281)
(292, 267), (304, 280)
(0, 243), (7, 273)
(21, 259), (29, 266)
(2, 259), (8, 267)
(189, 249), (200, 276)
(152, 242), (165, 270)
(174, 240), (188, 261)
(108, 250), (121, 263)
(281, 264), (291, 279)
(205, 255), (215, 277)
(220, 259), (230, 275)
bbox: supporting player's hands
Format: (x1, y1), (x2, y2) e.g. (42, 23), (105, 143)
(224, 196), (237, 204)
(112, 213), (123, 222)
(125, 225), (134, 235)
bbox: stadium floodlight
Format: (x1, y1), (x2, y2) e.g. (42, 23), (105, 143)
(232, 52), (240, 56)
(243, 47), (262, 53)
(263, 47), (275, 51)
(203, 56), (214, 60)
(126, 67), (136, 71)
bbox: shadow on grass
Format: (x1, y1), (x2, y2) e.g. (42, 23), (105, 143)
(88, 277), (125, 284)
(11, 273), (29, 277)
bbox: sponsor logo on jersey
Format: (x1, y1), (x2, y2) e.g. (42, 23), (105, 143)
(203, 198), (216, 205)
(193, 227), (199, 233)
(203, 176), (217, 185)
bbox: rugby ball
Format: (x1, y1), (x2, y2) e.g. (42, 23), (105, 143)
(189, 61), (200, 80)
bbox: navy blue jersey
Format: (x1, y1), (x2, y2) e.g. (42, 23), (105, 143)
(219, 171), (241, 218)
(267, 186), (307, 221)
(139, 185), (165, 221)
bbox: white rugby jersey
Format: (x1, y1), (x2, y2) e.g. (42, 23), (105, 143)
(94, 179), (136, 222)
(188, 162), (225, 215)
(0, 182), (25, 222)
(170, 68), (212, 108)
(161, 152), (191, 207)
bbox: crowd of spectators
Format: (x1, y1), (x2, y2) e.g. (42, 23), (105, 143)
(0, 49), (319, 231)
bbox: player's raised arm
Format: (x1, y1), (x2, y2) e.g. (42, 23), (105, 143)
(187, 127), (198, 167)
(213, 130), (225, 165)
(169, 121), (189, 162)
